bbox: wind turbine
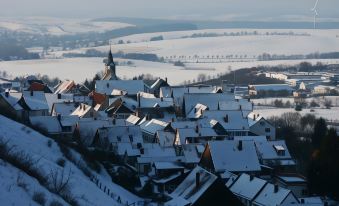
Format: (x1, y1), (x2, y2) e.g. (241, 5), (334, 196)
(311, 0), (319, 29)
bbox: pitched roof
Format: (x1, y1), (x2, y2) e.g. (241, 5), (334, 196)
(184, 93), (234, 116)
(0, 92), (23, 110)
(255, 140), (293, 160)
(253, 183), (296, 206)
(139, 96), (174, 108)
(96, 80), (145, 95)
(54, 80), (75, 94)
(170, 166), (217, 205)
(199, 110), (249, 131)
(21, 91), (49, 110)
(71, 103), (93, 118)
(207, 140), (261, 173)
(139, 119), (169, 135)
(229, 173), (267, 201)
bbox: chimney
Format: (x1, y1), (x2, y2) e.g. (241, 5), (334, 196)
(224, 114), (229, 123)
(140, 148), (144, 154)
(196, 172), (200, 188)
(106, 83), (109, 88)
(253, 113), (256, 120)
(113, 119), (116, 125)
(165, 77), (168, 83)
(248, 98), (250, 102)
(300, 199), (305, 204)
(57, 93), (61, 99)
(274, 184), (279, 193)
(57, 114), (61, 121)
(250, 174), (254, 181)
(137, 93), (141, 108)
(238, 140), (243, 151)
(171, 117), (175, 122)
(195, 125), (199, 133)
(5, 91), (9, 98)
(160, 97), (163, 102)
(30, 90), (33, 96)
(239, 105), (242, 110)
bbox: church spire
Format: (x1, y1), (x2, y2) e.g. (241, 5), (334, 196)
(107, 43), (114, 66)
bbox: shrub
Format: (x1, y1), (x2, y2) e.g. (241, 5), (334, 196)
(33, 191), (46, 205)
(47, 140), (53, 148)
(56, 158), (66, 167)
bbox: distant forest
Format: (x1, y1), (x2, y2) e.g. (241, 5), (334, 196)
(258, 52), (339, 61)
(0, 37), (40, 61)
(63, 49), (164, 62)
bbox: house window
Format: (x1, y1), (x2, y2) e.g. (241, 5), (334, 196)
(265, 128), (271, 132)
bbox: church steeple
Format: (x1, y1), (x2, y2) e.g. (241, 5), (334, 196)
(102, 45), (118, 80)
(107, 46), (114, 66)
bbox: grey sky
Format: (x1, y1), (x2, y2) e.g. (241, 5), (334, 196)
(1, 0), (338, 20)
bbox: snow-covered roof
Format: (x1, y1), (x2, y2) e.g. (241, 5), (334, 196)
(176, 127), (218, 145)
(171, 121), (197, 130)
(97, 125), (143, 145)
(77, 118), (112, 145)
(59, 115), (79, 127)
(255, 140), (292, 160)
(116, 142), (140, 156)
(187, 103), (209, 119)
(199, 110), (249, 131)
(253, 183), (295, 206)
(184, 93), (234, 116)
(234, 135), (267, 142)
(29, 116), (62, 134)
(96, 80), (145, 95)
(182, 144), (204, 164)
(170, 166), (217, 205)
(153, 162), (184, 170)
(139, 119), (169, 135)
(53, 80), (75, 94)
(45, 93), (73, 112)
(208, 140), (261, 173)
(139, 96), (174, 108)
(156, 131), (175, 147)
(0, 92), (23, 110)
(22, 91), (49, 110)
(71, 103), (93, 118)
(125, 114), (141, 125)
(229, 173), (267, 201)
(52, 102), (77, 116)
(218, 99), (253, 111)
(249, 84), (293, 91)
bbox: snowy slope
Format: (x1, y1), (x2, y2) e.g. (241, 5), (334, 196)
(0, 115), (143, 206)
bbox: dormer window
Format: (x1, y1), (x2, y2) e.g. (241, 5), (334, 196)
(274, 145), (285, 156)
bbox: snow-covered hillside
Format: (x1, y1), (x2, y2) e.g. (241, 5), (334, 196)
(0, 17), (134, 35)
(108, 29), (339, 58)
(1, 57), (339, 85)
(0, 115), (143, 206)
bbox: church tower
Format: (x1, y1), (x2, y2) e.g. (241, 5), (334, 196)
(102, 47), (118, 80)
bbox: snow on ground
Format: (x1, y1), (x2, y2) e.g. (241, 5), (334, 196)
(252, 96), (339, 107)
(255, 107), (339, 122)
(0, 159), (68, 206)
(0, 17), (134, 35)
(1, 57), (339, 85)
(110, 28), (317, 43)
(0, 115), (142, 206)
(106, 29), (339, 58)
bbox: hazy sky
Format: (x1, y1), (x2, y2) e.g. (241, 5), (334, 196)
(1, 0), (338, 21)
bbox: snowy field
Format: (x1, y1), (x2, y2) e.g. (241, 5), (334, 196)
(107, 29), (339, 58)
(1, 58), (339, 85)
(252, 96), (339, 107)
(255, 107), (339, 122)
(0, 17), (134, 35)
(52, 29), (339, 59)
